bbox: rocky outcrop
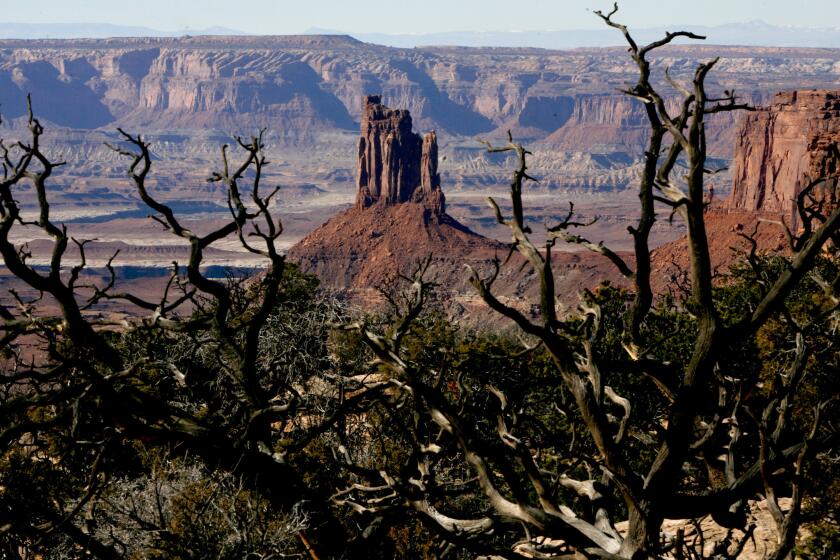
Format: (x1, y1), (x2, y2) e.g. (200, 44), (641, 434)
(287, 97), (630, 321)
(727, 90), (840, 223)
(420, 131), (444, 214)
(652, 90), (840, 289)
(355, 96), (445, 213)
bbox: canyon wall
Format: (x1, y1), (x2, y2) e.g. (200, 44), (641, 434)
(727, 90), (840, 222)
(2, 37), (839, 156)
(3, 36), (840, 249)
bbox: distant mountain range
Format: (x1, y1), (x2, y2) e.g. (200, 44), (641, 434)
(313, 21), (840, 49)
(1, 20), (840, 48)
(0, 23), (243, 39)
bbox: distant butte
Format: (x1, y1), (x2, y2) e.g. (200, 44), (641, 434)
(288, 97), (504, 296)
(287, 97), (627, 319)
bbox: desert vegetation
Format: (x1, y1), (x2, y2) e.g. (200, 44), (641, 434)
(1, 5), (838, 560)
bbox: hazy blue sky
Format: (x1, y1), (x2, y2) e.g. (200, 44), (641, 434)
(5, 0), (839, 33)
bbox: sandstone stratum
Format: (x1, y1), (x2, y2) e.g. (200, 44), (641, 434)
(2, 36), (838, 148)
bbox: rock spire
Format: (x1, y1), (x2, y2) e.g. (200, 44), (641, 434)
(355, 95), (445, 214)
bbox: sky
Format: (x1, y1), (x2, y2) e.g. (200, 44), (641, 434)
(3, 0), (840, 34)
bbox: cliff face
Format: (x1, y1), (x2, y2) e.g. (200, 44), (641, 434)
(727, 90), (840, 222)
(355, 96), (444, 213)
(652, 90), (840, 288)
(2, 37), (839, 155)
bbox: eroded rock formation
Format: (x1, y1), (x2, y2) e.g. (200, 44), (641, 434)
(727, 90), (840, 223)
(355, 96), (445, 214)
(287, 96), (631, 322)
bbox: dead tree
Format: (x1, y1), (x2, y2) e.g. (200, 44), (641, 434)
(337, 4), (840, 559)
(0, 98), (381, 558)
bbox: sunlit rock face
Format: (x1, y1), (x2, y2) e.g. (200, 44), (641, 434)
(728, 90), (840, 225)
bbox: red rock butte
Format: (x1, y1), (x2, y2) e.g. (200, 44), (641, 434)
(287, 97), (629, 316)
(288, 97), (507, 297)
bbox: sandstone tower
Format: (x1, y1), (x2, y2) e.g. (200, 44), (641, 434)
(355, 95), (445, 215)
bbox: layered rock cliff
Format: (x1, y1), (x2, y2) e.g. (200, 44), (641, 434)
(355, 96), (445, 214)
(727, 90), (840, 223)
(4, 38), (840, 214)
(2, 37), (839, 156)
